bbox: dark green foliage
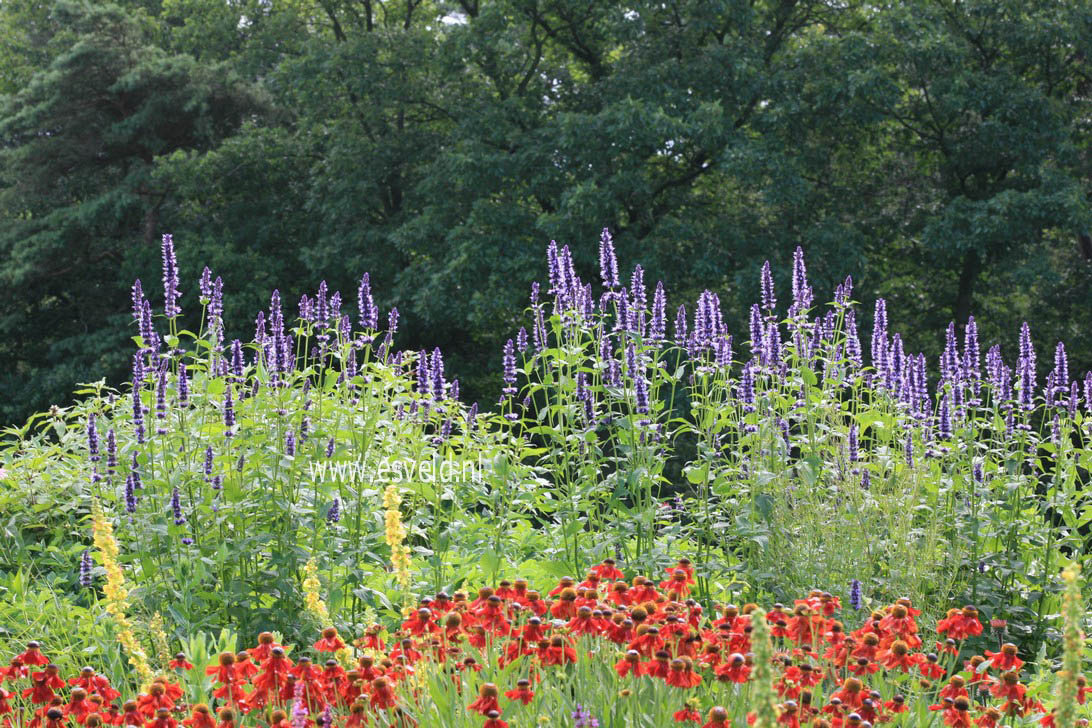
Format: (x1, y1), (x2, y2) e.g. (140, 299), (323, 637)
(1, 0), (1090, 423)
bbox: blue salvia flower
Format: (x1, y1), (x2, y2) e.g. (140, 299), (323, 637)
(739, 361), (756, 412)
(1052, 413), (1061, 445)
(208, 276), (225, 347)
(284, 431), (296, 456)
(230, 340), (244, 382)
(87, 413), (100, 462)
(629, 265), (646, 312)
(129, 452), (142, 489)
(139, 299), (156, 351)
(451, 379), (460, 401)
(546, 240), (561, 297)
(204, 446), (214, 478)
(608, 357), (621, 387)
(223, 385), (236, 433)
(255, 311), (267, 348)
(964, 316), (981, 400)
(872, 298), (888, 382)
(778, 418), (791, 449)
(649, 281), (666, 343)
(80, 549), (93, 587)
(466, 402), (478, 431)
(836, 274), (853, 307)
(516, 327), (528, 352)
(358, 273), (378, 329)
(532, 299), (546, 353)
(1085, 372), (1092, 414)
(124, 473), (137, 513)
(614, 293), (628, 334)
(430, 348), (445, 401)
(1069, 381), (1079, 419)
(502, 339), (517, 394)
(790, 246), (812, 314)
(161, 234), (181, 318)
(904, 433), (914, 467)
(106, 428), (117, 479)
(941, 322), (960, 385)
(760, 260), (776, 313)
(763, 319), (781, 368)
(315, 281), (329, 326)
(1017, 322), (1036, 411)
(155, 366), (168, 435)
(325, 437), (335, 458)
(177, 362), (189, 408)
(1052, 341), (1069, 404)
(938, 392), (952, 440)
(986, 344), (1003, 393)
(132, 374), (146, 445)
(131, 279), (145, 322)
(973, 461), (984, 484)
(625, 342), (637, 378)
(849, 579), (862, 610)
(674, 304), (687, 346)
(634, 367), (649, 416)
(748, 304), (762, 359)
(299, 416), (310, 442)
(199, 266), (212, 303)
(170, 487), (185, 525)
(861, 470), (871, 490)
(599, 228), (619, 289)
(847, 424), (858, 463)
(844, 309), (862, 369)
(416, 350), (429, 394)
(714, 335), (733, 368)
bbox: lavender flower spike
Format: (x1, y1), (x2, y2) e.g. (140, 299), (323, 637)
(161, 234), (181, 318)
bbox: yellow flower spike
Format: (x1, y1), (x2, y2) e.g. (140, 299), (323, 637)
(383, 484), (412, 605)
(1056, 564), (1083, 728)
(302, 558), (330, 624)
(148, 612), (172, 668)
(91, 499), (155, 689)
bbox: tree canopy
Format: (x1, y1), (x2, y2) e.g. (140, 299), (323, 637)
(1, 0), (1090, 422)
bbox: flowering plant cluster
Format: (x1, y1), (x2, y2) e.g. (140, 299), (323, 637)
(1, 558), (1086, 728)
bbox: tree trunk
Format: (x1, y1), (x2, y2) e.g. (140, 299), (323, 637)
(954, 248), (980, 324)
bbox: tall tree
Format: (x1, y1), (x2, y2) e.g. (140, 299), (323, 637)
(0, 0), (263, 420)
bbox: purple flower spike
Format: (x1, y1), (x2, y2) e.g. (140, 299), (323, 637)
(760, 260), (776, 313)
(502, 339), (517, 395)
(674, 304), (687, 346)
(599, 228), (619, 289)
(80, 549), (93, 587)
(160, 234), (181, 318)
(649, 281), (666, 343)
(1017, 322), (1036, 411)
(86, 413), (100, 462)
(170, 486), (185, 525)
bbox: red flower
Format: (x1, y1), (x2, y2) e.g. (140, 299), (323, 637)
(467, 685), (501, 716)
(503, 681), (534, 705)
(181, 706), (215, 728)
(369, 678), (397, 711)
(674, 707), (702, 723)
(701, 706), (731, 728)
(590, 560), (624, 581)
(313, 627), (348, 652)
(483, 711), (508, 728)
(984, 644), (1023, 672)
(16, 643), (50, 667)
(169, 654), (194, 671)
(665, 659), (702, 689)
